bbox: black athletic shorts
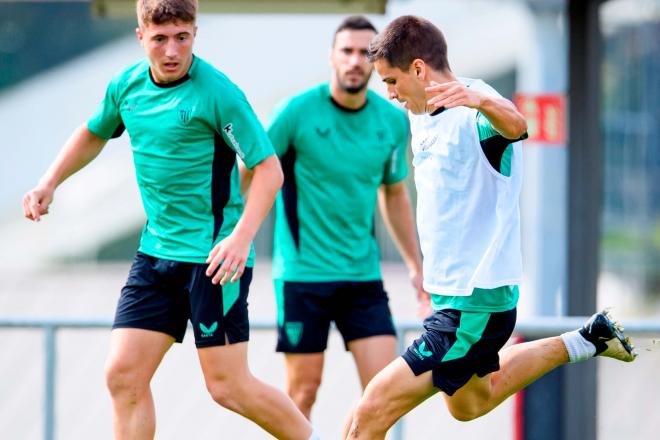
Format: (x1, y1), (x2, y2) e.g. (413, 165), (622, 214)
(274, 279), (396, 353)
(402, 308), (517, 396)
(113, 252), (252, 348)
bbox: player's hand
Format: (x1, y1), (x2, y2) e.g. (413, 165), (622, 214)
(205, 230), (251, 285)
(425, 80), (483, 111)
(23, 184), (54, 222)
(410, 270), (432, 319)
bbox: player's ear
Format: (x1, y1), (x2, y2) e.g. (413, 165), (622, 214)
(412, 59), (426, 80)
(136, 27), (143, 42)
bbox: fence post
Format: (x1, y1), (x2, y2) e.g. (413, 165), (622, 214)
(44, 325), (57, 440)
(390, 326), (408, 440)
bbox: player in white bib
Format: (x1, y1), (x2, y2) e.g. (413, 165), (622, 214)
(346, 15), (637, 439)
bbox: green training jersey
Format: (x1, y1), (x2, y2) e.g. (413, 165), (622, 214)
(88, 56), (273, 264)
(430, 111), (525, 312)
(268, 84), (409, 281)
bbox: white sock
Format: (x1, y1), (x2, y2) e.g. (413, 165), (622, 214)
(561, 329), (596, 363)
(308, 430), (321, 440)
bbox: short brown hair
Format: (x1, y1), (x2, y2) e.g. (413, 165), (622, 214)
(332, 15), (377, 47)
(137, 0), (197, 27)
(368, 15), (450, 72)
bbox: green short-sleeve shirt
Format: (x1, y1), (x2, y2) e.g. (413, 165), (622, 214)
(268, 84), (409, 281)
(88, 56), (274, 264)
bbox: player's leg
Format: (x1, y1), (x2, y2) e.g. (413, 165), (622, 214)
(105, 252), (189, 440)
(105, 329), (173, 440)
(444, 308), (637, 420)
(275, 280), (334, 418)
(442, 336), (567, 421)
(352, 307), (515, 437)
(191, 269), (314, 437)
(347, 357), (438, 440)
(349, 335), (397, 389)
(336, 280), (399, 435)
(342, 335), (397, 438)
(284, 353), (325, 419)
(336, 280), (399, 389)
(198, 342), (313, 439)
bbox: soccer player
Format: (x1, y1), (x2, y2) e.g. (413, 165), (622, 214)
(244, 16), (425, 424)
(22, 1), (317, 439)
(346, 15), (638, 439)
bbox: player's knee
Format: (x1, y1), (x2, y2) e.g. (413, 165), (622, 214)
(289, 377), (321, 408)
(353, 395), (387, 430)
(206, 378), (243, 413)
(104, 361), (145, 399)
(447, 404), (483, 422)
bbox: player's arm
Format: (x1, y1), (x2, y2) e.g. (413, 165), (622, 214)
(425, 81), (527, 140)
(378, 182), (429, 312)
(238, 159), (254, 196)
(23, 124), (107, 221)
(206, 154), (283, 285)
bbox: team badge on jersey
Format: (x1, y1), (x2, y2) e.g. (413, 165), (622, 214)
(178, 106), (194, 124)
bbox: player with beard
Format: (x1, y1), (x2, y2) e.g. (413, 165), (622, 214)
(243, 15), (425, 431)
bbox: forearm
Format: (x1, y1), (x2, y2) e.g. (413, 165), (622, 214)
(40, 124), (106, 189)
(378, 184), (422, 275)
(233, 154), (283, 241)
(477, 95), (527, 140)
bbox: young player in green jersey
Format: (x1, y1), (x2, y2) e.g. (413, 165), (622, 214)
(243, 16), (426, 430)
(346, 15), (637, 439)
(23, 1), (317, 439)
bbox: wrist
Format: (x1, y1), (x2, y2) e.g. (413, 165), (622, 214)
(230, 224), (255, 244)
(474, 92), (488, 110)
(38, 175), (58, 192)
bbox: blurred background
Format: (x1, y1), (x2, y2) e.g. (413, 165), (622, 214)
(0, 0), (658, 439)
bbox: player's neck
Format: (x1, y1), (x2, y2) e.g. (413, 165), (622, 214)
(428, 69), (457, 86)
(330, 84), (368, 110)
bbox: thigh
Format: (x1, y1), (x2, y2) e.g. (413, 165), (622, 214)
(334, 280), (396, 348)
(106, 328), (174, 380)
(188, 266), (253, 348)
(402, 308), (516, 396)
(275, 281), (333, 353)
(348, 335), (397, 389)
(360, 357), (438, 421)
(197, 341), (251, 383)
(284, 352), (325, 385)
(113, 252), (190, 343)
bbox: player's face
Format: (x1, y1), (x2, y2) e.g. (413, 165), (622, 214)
(137, 20), (197, 84)
(374, 58), (427, 114)
(330, 29), (376, 94)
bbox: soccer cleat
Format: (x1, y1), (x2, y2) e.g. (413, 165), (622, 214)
(579, 308), (637, 362)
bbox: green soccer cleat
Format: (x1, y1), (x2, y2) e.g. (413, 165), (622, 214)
(579, 309), (637, 362)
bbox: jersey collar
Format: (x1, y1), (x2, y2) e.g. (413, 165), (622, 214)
(148, 55), (196, 88)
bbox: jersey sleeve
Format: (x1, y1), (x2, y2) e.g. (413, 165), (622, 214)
(382, 111), (410, 185)
(476, 112), (527, 177)
(216, 84), (275, 170)
(266, 97), (295, 158)
(87, 77), (125, 140)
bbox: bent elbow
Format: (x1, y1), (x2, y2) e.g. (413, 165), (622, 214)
(504, 117), (527, 140)
(516, 118), (528, 139)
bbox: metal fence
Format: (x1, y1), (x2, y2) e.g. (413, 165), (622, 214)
(1, 317), (659, 440)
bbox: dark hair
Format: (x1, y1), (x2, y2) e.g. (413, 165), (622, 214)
(137, 0), (197, 27)
(368, 15), (450, 72)
(333, 15), (377, 45)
